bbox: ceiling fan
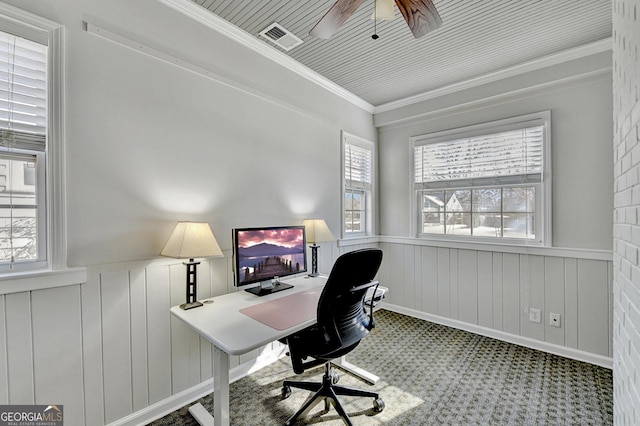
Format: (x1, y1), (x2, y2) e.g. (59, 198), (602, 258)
(310, 0), (442, 39)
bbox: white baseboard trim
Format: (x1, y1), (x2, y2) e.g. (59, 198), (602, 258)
(108, 345), (288, 426)
(382, 303), (613, 369)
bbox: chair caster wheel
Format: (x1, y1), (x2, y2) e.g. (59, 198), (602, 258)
(373, 397), (385, 412)
(281, 385), (291, 399)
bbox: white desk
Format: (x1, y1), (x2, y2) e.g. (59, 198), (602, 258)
(170, 274), (327, 426)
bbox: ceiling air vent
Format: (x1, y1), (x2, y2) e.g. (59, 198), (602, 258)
(259, 22), (303, 51)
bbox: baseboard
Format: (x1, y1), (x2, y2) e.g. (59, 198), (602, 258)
(382, 303), (613, 369)
(108, 345), (288, 426)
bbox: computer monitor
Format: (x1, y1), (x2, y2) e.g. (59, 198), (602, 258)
(232, 225), (307, 296)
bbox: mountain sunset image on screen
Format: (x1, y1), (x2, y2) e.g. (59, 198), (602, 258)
(234, 226), (307, 286)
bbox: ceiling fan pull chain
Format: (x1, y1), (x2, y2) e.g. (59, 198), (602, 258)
(372, 0), (379, 39)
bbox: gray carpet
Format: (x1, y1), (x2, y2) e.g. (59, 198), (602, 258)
(149, 310), (613, 425)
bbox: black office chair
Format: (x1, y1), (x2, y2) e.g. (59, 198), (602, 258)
(280, 248), (385, 426)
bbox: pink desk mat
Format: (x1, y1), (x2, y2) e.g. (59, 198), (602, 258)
(240, 288), (321, 330)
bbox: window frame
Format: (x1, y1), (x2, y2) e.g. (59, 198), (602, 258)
(0, 150), (47, 265)
(0, 3), (65, 273)
(411, 111), (551, 246)
(341, 131), (376, 239)
(344, 188), (366, 235)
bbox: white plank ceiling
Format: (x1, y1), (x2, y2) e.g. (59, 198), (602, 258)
(189, 0), (612, 107)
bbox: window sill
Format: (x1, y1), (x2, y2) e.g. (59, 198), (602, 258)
(0, 267), (87, 295)
(338, 235), (381, 247)
(379, 236), (612, 261)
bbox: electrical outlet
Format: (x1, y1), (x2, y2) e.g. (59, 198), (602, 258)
(529, 308), (541, 323)
(550, 313), (561, 327)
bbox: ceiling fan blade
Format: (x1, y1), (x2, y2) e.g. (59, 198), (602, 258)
(395, 0), (442, 38)
(310, 0), (367, 39)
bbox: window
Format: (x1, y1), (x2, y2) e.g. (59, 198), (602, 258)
(342, 132), (375, 238)
(413, 112), (550, 245)
(0, 4), (64, 272)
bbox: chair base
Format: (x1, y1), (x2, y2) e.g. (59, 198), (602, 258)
(281, 363), (384, 426)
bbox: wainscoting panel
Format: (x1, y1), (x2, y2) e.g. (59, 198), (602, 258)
(82, 270), (105, 426)
(5, 292), (34, 404)
(491, 253), (504, 331)
(0, 241), (611, 426)
(544, 256), (566, 347)
(101, 270), (134, 424)
(477, 251), (493, 328)
(0, 294), (7, 405)
(577, 259), (611, 355)
(145, 265), (172, 407)
(129, 267), (149, 413)
(563, 258), (579, 350)
(502, 252), (521, 335)
(31, 286), (85, 421)
(379, 242), (613, 359)
(437, 247), (451, 317)
(421, 246), (439, 313)
(458, 249), (478, 325)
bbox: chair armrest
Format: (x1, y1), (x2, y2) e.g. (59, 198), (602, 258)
(364, 285), (388, 308)
(350, 280), (379, 293)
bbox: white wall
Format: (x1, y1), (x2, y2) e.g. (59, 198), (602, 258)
(2, 0), (374, 266)
(374, 51), (614, 365)
(0, 0), (376, 424)
(612, 0), (640, 423)
(377, 52), (613, 250)
(0, 0), (618, 425)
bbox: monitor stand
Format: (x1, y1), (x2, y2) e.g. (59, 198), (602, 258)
(245, 280), (294, 296)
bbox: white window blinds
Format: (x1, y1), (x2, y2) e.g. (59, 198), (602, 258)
(0, 32), (47, 152)
(415, 125), (544, 189)
(345, 143), (372, 189)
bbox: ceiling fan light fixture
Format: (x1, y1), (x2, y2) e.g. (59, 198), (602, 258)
(373, 0), (396, 20)
(310, 0), (441, 40)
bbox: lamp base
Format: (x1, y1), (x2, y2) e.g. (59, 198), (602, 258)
(181, 258), (203, 310)
(308, 244), (319, 277)
(180, 301), (204, 310)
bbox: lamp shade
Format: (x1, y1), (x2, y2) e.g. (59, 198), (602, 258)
(161, 222), (223, 259)
(303, 219), (335, 244)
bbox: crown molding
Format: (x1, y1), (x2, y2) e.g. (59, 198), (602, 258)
(156, 0), (611, 117)
(156, 0), (375, 113)
(375, 68), (610, 128)
(0, 1), (61, 31)
(373, 38), (613, 114)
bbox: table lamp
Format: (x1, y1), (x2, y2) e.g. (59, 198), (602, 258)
(303, 219), (335, 277)
(161, 221), (223, 310)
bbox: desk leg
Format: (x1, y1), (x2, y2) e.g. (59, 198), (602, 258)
(333, 355), (380, 385)
(213, 345), (230, 426)
(187, 346), (230, 426)
(188, 403), (214, 426)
